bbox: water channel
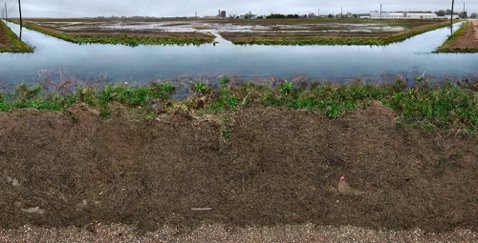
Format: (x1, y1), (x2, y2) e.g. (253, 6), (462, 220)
(0, 21), (477, 87)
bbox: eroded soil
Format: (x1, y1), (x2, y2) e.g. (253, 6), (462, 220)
(0, 103), (477, 241)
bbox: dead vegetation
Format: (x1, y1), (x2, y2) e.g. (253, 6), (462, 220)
(0, 102), (477, 241)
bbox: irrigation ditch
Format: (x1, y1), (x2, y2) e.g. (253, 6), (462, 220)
(1, 17), (478, 241)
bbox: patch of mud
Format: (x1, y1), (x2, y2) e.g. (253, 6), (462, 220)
(0, 103), (477, 235)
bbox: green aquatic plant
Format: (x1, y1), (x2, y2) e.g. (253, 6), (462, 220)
(193, 80), (209, 95)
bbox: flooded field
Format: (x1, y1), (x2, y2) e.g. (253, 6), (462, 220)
(1, 20), (477, 87)
(21, 18), (449, 46)
(30, 18), (407, 33)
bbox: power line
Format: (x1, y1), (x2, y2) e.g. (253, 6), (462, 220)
(8, 0), (17, 12)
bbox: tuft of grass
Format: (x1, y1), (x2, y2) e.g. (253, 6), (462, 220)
(193, 80), (209, 95)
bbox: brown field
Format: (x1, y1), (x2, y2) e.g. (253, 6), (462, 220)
(0, 103), (477, 241)
(0, 22), (8, 46)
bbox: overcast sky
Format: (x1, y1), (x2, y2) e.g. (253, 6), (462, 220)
(4, 0), (477, 18)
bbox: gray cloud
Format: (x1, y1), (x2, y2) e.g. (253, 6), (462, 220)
(4, 0), (476, 18)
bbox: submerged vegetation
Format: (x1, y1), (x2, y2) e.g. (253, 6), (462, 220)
(0, 21), (33, 52)
(1, 78), (477, 133)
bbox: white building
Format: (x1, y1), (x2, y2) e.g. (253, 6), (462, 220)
(444, 15), (460, 19)
(370, 11), (438, 19)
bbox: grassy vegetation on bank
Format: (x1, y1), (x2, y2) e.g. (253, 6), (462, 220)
(0, 21), (33, 52)
(224, 20), (453, 46)
(1, 78), (477, 133)
(13, 20), (214, 46)
(436, 21), (478, 53)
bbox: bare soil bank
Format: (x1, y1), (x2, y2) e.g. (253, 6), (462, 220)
(446, 20), (478, 52)
(0, 103), (477, 238)
(0, 21), (31, 52)
(0, 23), (8, 46)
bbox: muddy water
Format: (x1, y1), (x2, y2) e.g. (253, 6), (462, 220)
(0, 21), (476, 86)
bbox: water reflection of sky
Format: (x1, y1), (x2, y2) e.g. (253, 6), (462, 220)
(0, 21), (476, 86)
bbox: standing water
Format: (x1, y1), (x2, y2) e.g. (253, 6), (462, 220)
(0, 21), (476, 86)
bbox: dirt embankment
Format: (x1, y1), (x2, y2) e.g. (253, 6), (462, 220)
(0, 103), (477, 240)
(446, 19), (478, 51)
(0, 22), (12, 47)
(0, 21), (32, 52)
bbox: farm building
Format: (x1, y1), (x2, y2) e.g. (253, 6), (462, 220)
(370, 11), (438, 19)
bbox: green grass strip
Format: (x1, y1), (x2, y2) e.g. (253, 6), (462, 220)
(1, 79), (478, 133)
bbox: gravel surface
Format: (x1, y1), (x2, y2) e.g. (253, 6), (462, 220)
(1, 224), (477, 242)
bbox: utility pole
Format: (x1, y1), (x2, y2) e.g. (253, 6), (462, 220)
(451, 0), (454, 28)
(18, 0), (22, 28)
(380, 4), (383, 20)
(5, 2), (7, 21)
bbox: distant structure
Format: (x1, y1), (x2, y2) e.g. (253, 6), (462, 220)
(218, 9), (226, 18)
(444, 14), (460, 19)
(370, 11), (438, 19)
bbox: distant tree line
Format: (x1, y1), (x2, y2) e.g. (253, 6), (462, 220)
(266, 13), (301, 19)
(266, 12), (368, 19)
(435, 9), (468, 18)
